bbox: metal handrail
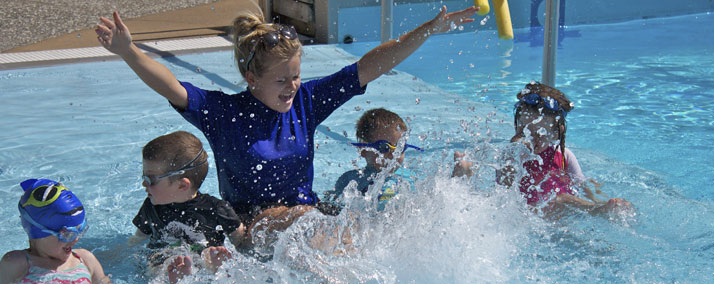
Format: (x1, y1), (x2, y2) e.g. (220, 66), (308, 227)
(381, 0), (394, 43)
(542, 0), (560, 87)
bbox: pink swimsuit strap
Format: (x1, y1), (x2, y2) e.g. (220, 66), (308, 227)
(20, 250), (92, 284)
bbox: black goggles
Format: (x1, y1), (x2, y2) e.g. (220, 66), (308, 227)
(142, 149), (207, 186)
(245, 24), (298, 72)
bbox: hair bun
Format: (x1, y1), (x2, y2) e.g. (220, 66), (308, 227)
(232, 13), (264, 39)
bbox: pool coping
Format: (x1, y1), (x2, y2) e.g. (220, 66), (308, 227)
(0, 36), (234, 70)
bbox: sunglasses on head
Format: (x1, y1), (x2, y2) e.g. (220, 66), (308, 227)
(351, 140), (424, 154)
(22, 183), (69, 208)
(20, 207), (88, 243)
(245, 24), (298, 72)
(515, 93), (568, 118)
(142, 149), (207, 186)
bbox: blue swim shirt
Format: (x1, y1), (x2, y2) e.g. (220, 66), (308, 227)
(176, 63), (366, 213)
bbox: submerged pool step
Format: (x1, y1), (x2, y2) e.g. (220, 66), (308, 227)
(0, 36), (233, 70)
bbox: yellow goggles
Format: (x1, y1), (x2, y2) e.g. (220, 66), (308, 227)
(22, 183), (69, 208)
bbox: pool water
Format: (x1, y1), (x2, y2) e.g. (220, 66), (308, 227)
(1, 12), (713, 284)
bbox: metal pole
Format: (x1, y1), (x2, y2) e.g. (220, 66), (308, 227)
(542, 0), (560, 87)
(381, 0), (394, 43)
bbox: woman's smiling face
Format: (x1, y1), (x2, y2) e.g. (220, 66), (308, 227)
(248, 54), (302, 113)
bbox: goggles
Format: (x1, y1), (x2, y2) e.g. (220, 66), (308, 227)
(22, 183), (69, 208)
(515, 93), (568, 118)
(19, 207), (88, 242)
(351, 140), (424, 154)
(245, 24), (298, 72)
(142, 149), (207, 186)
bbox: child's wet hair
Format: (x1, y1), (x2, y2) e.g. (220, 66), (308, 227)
(513, 82), (573, 130)
(232, 13), (302, 78)
(355, 108), (407, 142)
(143, 131), (209, 190)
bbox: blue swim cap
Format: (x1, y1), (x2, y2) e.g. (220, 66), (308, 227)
(18, 179), (86, 239)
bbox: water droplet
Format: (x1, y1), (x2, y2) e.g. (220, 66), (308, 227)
(231, 117), (236, 122)
(339, 87), (345, 93)
(256, 164), (263, 171)
(250, 113), (255, 118)
(480, 16), (490, 26)
(469, 63), (475, 68)
(203, 110), (209, 114)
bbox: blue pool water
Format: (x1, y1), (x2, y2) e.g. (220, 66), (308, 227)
(1, 12), (713, 284)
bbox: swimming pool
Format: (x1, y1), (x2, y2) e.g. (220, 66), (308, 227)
(1, 11), (713, 284)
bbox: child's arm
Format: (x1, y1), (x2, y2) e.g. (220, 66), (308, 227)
(0, 250), (29, 284)
(555, 194), (632, 216)
(356, 5), (478, 87)
(95, 12), (188, 109)
(74, 249), (111, 284)
(452, 151), (474, 178)
(128, 229), (149, 247)
(227, 224), (251, 250)
(496, 165), (516, 187)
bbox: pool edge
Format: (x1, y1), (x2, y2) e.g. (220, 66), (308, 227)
(0, 36), (234, 70)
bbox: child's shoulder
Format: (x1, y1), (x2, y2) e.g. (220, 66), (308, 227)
(195, 192), (231, 206)
(337, 167), (376, 183)
(1, 249), (29, 264)
(72, 248), (94, 259)
(192, 193), (238, 216)
(72, 249), (100, 266)
(0, 249), (30, 279)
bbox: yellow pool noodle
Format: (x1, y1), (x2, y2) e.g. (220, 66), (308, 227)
(493, 0), (514, 39)
(474, 0), (490, 15)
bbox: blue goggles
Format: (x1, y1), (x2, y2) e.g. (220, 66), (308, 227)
(351, 140), (424, 154)
(142, 149), (207, 186)
(20, 207), (88, 242)
(516, 93), (568, 118)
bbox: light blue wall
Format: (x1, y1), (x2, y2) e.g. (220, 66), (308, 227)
(336, 0), (713, 43)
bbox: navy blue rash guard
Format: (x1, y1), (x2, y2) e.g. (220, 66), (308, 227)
(175, 63), (366, 213)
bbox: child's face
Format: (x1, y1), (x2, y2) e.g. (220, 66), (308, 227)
(142, 159), (189, 205)
(362, 125), (406, 171)
(516, 108), (560, 153)
(32, 235), (79, 261)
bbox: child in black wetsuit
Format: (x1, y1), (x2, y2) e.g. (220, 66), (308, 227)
(129, 131), (247, 283)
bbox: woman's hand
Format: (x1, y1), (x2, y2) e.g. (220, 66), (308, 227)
(96, 11), (133, 56)
(427, 5), (479, 35)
